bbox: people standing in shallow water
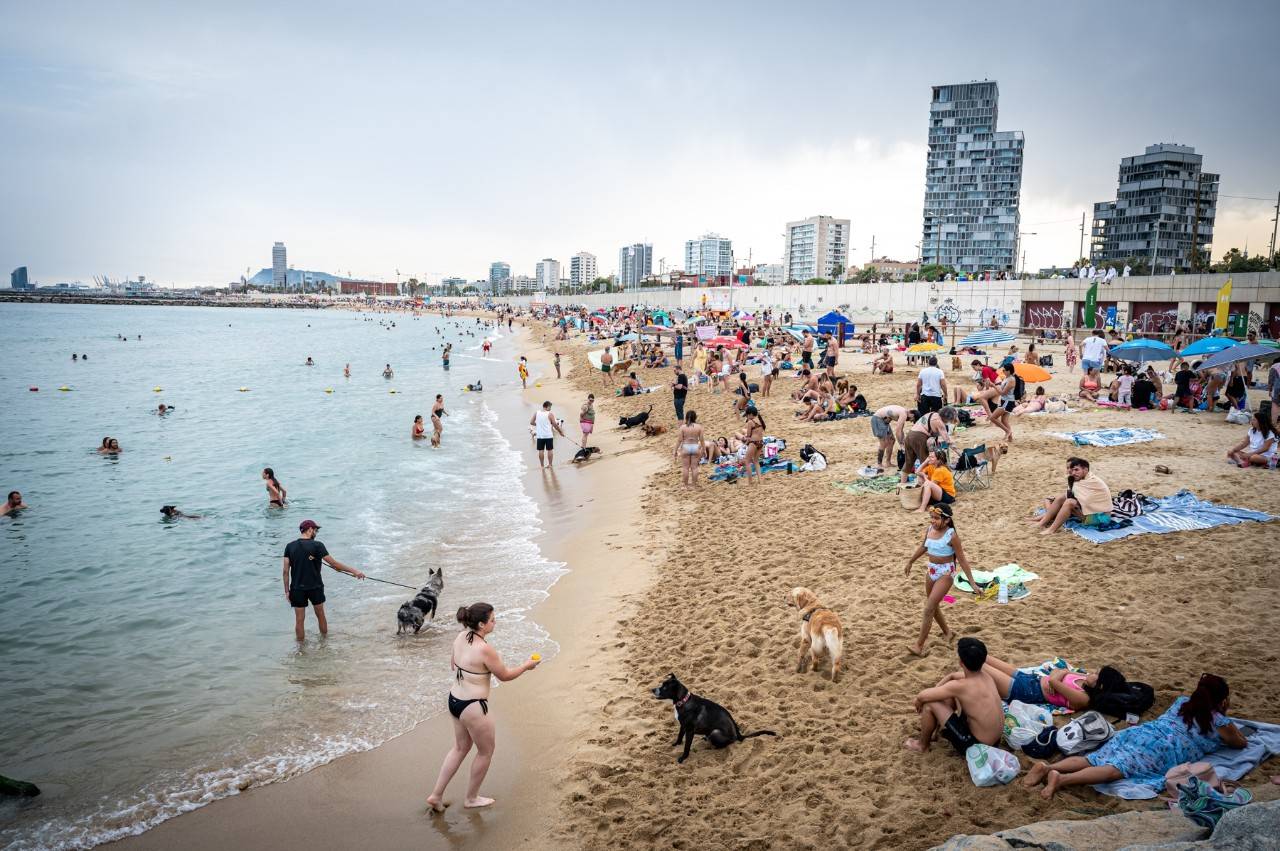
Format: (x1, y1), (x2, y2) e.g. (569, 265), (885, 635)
(262, 467), (287, 506)
(431, 395), (447, 447)
(383, 364), (394, 379)
(283, 519), (365, 641)
(426, 602), (539, 812)
(305, 357), (314, 366)
(413, 415), (426, 440)
(343, 363), (351, 378)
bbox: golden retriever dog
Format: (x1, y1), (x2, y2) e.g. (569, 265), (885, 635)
(641, 422), (668, 437)
(790, 587), (843, 682)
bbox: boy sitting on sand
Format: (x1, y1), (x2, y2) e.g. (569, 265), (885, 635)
(905, 637), (1003, 754)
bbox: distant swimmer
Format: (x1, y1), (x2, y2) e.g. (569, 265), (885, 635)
(97, 438), (122, 454)
(383, 364), (395, 379)
(305, 357), (315, 366)
(2, 490), (28, 516)
(465, 380), (483, 392)
(482, 340), (491, 357)
(156, 403), (173, 415)
(431, 395), (447, 447)
(72, 353), (78, 361)
(283, 519), (365, 641)
(344, 363), (351, 378)
(262, 467), (287, 507)
(442, 344), (452, 369)
(160, 505), (200, 520)
(82, 354), (88, 360)
(413, 415), (426, 440)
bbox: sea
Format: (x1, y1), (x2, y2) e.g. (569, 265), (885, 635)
(0, 302), (564, 850)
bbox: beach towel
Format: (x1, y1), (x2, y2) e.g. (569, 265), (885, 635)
(833, 475), (899, 495)
(1049, 427), (1165, 447)
(1093, 718), (1280, 799)
(1011, 658), (1087, 715)
(1028, 407), (1077, 416)
(952, 564), (1038, 598)
(1064, 489), (1273, 543)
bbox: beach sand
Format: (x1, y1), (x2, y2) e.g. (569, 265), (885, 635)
(112, 320), (1280, 851)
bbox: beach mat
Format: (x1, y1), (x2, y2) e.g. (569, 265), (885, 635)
(1049, 427), (1164, 447)
(953, 563), (1038, 598)
(1065, 489), (1272, 543)
(1094, 717), (1280, 799)
(834, 475), (899, 495)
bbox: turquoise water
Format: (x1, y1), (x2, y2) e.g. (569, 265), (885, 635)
(0, 303), (562, 850)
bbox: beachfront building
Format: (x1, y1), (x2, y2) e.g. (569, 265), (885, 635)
(754, 263), (785, 286)
(535, 258), (561, 292)
(489, 261), (511, 294)
(868, 257), (921, 281)
(512, 274), (538, 295)
(10, 266), (32, 290)
(783, 216), (849, 282)
(920, 80), (1024, 275)
(618, 243), (653, 291)
(1090, 144), (1219, 275)
(272, 242), (287, 288)
(569, 251), (597, 291)
(685, 233), (734, 284)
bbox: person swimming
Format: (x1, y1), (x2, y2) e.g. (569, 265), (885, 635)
(465, 380), (483, 392)
(262, 467), (287, 506)
(160, 505), (200, 520)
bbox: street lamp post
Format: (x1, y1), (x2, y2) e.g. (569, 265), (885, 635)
(1016, 231), (1037, 277)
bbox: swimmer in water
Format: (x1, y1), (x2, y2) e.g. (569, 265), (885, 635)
(157, 403), (172, 415)
(383, 364), (394, 379)
(97, 437), (121, 454)
(160, 505), (200, 520)
(442, 344), (452, 369)
(413, 415), (426, 440)
(344, 363), (351, 378)
(72, 353), (78, 361)
(305, 357), (314, 366)
(263, 467), (287, 506)
(431, 395), (447, 447)
(2, 490), (28, 516)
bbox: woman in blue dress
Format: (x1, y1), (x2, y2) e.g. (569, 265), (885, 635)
(1024, 674), (1247, 799)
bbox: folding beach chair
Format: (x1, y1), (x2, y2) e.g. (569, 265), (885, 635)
(954, 444), (991, 492)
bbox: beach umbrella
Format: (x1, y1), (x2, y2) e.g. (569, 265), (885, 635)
(1013, 362), (1052, 383)
(1194, 343), (1280, 372)
(958, 328), (1015, 347)
(1178, 337), (1237, 358)
(1259, 339), (1280, 349)
(907, 342), (945, 353)
(1110, 338), (1176, 364)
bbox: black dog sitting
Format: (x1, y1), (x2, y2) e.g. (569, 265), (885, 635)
(572, 446), (602, 464)
(651, 674), (776, 763)
(618, 405), (652, 429)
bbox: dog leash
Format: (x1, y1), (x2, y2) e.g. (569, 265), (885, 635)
(360, 575), (420, 590)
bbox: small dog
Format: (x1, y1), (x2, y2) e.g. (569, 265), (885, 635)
(572, 445), (602, 464)
(983, 442), (1009, 476)
(790, 587), (844, 681)
(396, 568), (444, 634)
(618, 405), (652, 429)
(641, 422), (667, 437)
(651, 674), (777, 763)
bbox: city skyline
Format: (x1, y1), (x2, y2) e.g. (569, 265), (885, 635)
(2, 1), (1278, 286)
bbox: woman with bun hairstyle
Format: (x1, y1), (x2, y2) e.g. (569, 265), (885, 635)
(426, 602), (540, 812)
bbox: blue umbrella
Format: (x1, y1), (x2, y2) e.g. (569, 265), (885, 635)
(959, 328), (1015, 347)
(1194, 343), (1280, 372)
(1110, 338), (1175, 364)
(1178, 336), (1238, 358)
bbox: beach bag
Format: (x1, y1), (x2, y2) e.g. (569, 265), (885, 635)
(898, 481), (923, 510)
(1226, 407), (1250, 425)
(1111, 490), (1147, 519)
(800, 452), (827, 472)
(956, 409), (974, 426)
(965, 744), (1020, 787)
(799, 444), (818, 462)
(1090, 681), (1155, 721)
(1164, 762), (1222, 799)
(1045, 399), (1067, 413)
(1039, 355), (1054, 367)
(1004, 700), (1052, 748)
(1176, 776), (1252, 829)
(1014, 375), (1026, 401)
(1022, 725), (1060, 759)
(1057, 711), (1115, 755)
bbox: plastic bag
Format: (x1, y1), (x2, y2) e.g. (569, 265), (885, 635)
(966, 743), (1020, 787)
(1004, 700), (1052, 748)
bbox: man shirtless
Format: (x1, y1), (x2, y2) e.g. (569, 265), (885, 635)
(871, 405), (912, 471)
(905, 637), (1003, 754)
(3, 490), (28, 516)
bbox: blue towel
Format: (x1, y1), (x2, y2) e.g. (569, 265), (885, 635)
(1094, 717), (1280, 799)
(1050, 427), (1165, 447)
(1065, 489), (1272, 543)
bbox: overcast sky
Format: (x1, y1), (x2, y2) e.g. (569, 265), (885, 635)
(2, 0), (1278, 286)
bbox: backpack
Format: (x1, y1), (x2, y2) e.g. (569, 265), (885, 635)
(1057, 710), (1115, 755)
(1013, 375), (1026, 401)
(1090, 681), (1156, 721)
(799, 444), (818, 462)
(956, 409), (974, 426)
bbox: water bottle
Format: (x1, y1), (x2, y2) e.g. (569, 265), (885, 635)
(997, 579), (1009, 605)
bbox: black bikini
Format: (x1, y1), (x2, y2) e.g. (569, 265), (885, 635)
(448, 631), (490, 719)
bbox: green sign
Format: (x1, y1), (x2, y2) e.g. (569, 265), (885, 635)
(1228, 313), (1248, 337)
(1083, 283), (1098, 329)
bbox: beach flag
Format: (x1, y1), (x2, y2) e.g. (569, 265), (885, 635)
(1084, 282), (1098, 328)
(1214, 277), (1232, 330)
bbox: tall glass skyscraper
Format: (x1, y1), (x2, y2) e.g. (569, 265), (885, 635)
(272, 242), (287, 288)
(617, 243), (652, 290)
(920, 81), (1024, 274)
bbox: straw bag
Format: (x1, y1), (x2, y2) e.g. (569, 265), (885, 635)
(898, 482), (923, 510)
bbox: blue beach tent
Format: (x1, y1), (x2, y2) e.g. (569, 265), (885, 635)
(815, 311), (854, 336)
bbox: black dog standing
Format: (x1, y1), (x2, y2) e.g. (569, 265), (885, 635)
(651, 674), (777, 763)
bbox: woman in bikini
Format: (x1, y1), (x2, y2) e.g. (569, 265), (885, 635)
(988, 363), (1016, 441)
(431, 394), (447, 447)
(1078, 367), (1102, 403)
(673, 410), (705, 488)
(903, 503), (980, 657)
(426, 602), (539, 812)
(737, 408), (765, 485)
(980, 655), (1122, 710)
(412, 415), (426, 440)
(262, 467), (287, 507)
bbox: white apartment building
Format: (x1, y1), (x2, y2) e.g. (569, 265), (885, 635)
(512, 274), (538, 294)
(535, 258), (561, 292)
(569, 251), (597, 290)
(754, 263), (785, 286)
(684, 233), (734, 279)
(783, 216), (849, 282)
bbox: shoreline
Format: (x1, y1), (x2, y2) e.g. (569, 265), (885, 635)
(108, 320), (663, 850)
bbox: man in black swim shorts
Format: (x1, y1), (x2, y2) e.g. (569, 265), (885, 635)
(904, 637), (1004, 754)
(283, 519), (366, 641)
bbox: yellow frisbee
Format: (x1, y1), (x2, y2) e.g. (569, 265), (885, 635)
(530, 653), (541, 662)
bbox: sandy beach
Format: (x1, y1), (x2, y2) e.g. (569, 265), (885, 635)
(109, 316), (1280, 851)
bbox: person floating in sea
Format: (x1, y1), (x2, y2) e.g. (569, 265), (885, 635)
(283, 519), (365, 641)
(97, 438), (122, 454)
(413, 415), (426, 440)
(156, 403), (172, 416)
(72, 353), (78, 361)
(262, 467), (287, 507)
(2, 490), (28, 516)
(530, 400), (565, 468)
(431, 394), (447, 447)
(305, 356), (314, 366)
(426, 602), (539, 812)
(160, 505), (200, 520)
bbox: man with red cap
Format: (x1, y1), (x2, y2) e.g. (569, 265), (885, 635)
(283, 519), (365, 641)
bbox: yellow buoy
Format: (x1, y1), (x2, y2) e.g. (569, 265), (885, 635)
(535, 382), (542, 387)
(58, 386), (72, 391)
(238, 387), (250, 392)
(389, 389), (398, 394)
(152, 386), (163, 392)
(324, 388), (334, 394)
(163, 456), (172, 462)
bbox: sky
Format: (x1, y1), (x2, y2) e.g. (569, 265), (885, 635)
(2, 0), (1278, 287)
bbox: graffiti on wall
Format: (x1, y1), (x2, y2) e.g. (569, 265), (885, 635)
(1249, 310), (1263, 335)
(1131, 310), (1178, 333)
(935, 301), (960, 324)
(1024, 304), (1064, 329)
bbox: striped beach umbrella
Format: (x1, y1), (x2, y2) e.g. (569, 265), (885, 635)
(958, 328), (1016, 347)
